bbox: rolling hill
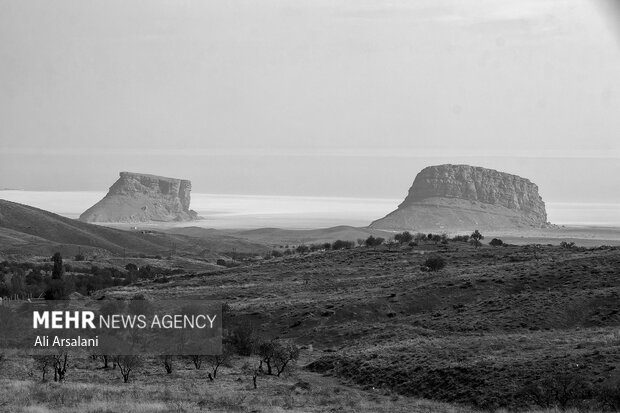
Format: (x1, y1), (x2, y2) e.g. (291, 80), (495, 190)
(0, 199), (265, 259)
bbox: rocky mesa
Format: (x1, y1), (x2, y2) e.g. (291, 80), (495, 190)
(79, 172), (198, 223)
(370, 164), (549, 231)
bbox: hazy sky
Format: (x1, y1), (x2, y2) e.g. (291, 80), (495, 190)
(1, 0), (619, 202)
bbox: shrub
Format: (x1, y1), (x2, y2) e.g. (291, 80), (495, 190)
(229, 322), (258, 356)
(423, 255), (446, 271)
(271, 250), (283, 258)
(522, 373), (591, 409)
(332, 240), (354, 250)
(51, 252), (64, 280)
(296, 245), (309, 254)
(489, 238), (504, 247)
(597, 382), (620, 410)
(394, 231), (413, 244)
(74, 253), (85, 261)
(560, 241), (576, 249)
(364, 236), (384, 247)
(451, 234), (470, 243)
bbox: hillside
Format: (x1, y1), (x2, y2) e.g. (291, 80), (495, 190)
(227, 225), (393, 246)
(0, 200), (264, 259)
(105, 240), (620, 410)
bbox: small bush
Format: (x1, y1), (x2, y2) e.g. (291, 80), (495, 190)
(364, 236), (384, 247)
(560, 241), (576, 249)
(229, 323), (258, 356)
(423, 255), (446, 271)
(332, 240), (354, 250)
(489, 238), (504, 247)
(522, 373), (591, 409)
(394, 231), (413, 244)
(451, 234), (470, 243)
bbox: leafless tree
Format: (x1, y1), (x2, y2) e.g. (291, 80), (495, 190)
(114, 355), (141, 383)
(257, 339), (300, 377)
(206, 344), (234, 380)
(32, 355), (53, 382)
(52, 351), (69, 382)
(159, 354), (174, 374)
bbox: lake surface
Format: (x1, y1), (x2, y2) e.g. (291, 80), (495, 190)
(1, 191), (619, 229)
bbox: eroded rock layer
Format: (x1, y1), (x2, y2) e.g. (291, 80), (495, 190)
(370, 164), (548, 231)
(79, 172), (198, 223)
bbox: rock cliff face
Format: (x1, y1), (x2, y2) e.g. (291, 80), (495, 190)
(79, 172), (198, 223)
(370, 164), (548, 231)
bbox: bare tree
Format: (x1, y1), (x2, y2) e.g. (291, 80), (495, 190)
(272, 341), (300, 376)
(257, 339), (300, 377)
(114, 355), (141, 383)
(32, 355), (53, 382)
(52, 351), (69, 382)
(187, 354), (204, 370)
(243, 360), (261, 389)
(159, 355), (174, 374)
(206, 344), (234, 380)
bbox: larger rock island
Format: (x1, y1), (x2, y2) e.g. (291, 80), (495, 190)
(79, 172), (198, 223)
(370, 164), (549, 231)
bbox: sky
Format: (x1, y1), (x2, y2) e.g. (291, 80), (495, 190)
(1, 0), (619, 203)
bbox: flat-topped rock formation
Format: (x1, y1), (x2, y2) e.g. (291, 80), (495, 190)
(370, 164), (549, 231)
(79, 172), (198, 223)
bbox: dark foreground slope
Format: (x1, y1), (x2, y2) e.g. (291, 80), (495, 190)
(0, 199), (266, 258)
(115, 241), (620, 410)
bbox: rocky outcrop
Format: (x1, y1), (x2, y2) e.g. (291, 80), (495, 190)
(79, 172), (198, 223)
(370, 164), (548, 231)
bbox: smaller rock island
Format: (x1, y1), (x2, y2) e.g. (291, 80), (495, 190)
(79, 172), (198, 223)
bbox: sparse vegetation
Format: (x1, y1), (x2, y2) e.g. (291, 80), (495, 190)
(2, 236), (620, 412)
